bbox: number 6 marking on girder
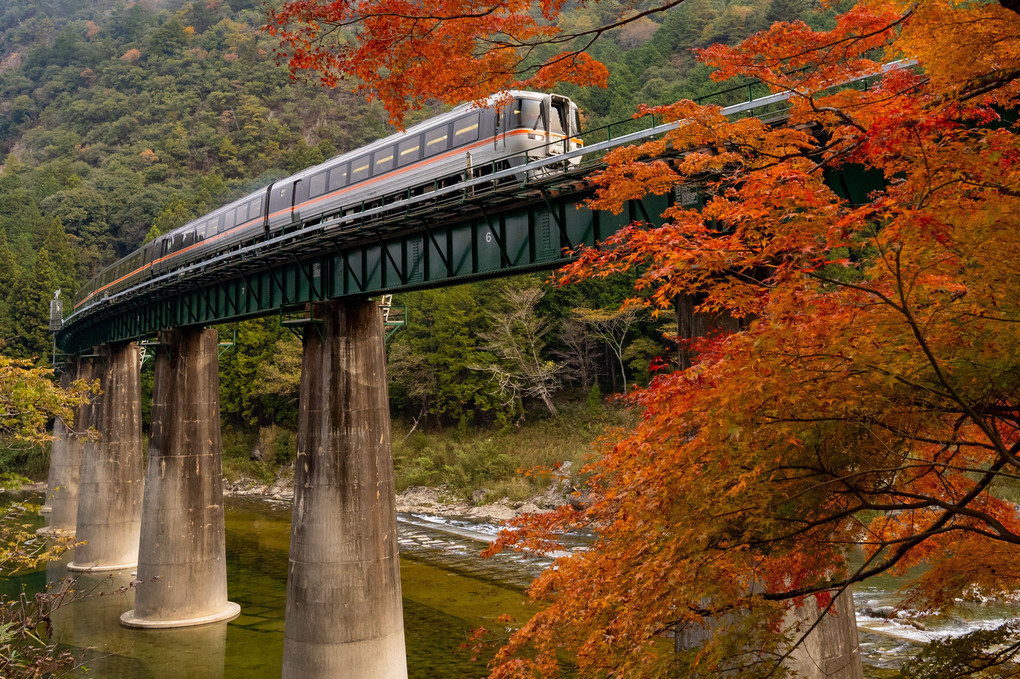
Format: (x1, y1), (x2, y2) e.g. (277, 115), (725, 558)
(485, 231), (493, 243)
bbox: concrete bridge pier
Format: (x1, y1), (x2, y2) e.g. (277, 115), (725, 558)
(676, 588), (862, 677)
(68, 342), (144, 572)
(39, 356), (91, 536)
(121, 328), (239, 628)
(40, 369), (74, 515)
(281, 299), (407, 679)
(784, 589), (862, 678)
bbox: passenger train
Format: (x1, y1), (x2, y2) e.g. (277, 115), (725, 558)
(71, 91), (583, 314)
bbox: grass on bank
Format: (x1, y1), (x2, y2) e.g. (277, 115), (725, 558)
(220, 394), (635, 503)
(392, 398), (635, 502)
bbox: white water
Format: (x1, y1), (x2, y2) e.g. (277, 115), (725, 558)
(404, 512), (1020, 673)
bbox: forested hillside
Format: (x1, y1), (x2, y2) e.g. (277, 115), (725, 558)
(0, 0), (830, 475)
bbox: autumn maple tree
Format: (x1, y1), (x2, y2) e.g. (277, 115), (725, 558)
(266, 0), (632, 124)
(271, 0), (1020, 674)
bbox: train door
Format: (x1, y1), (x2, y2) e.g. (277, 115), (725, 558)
(267, 181), (294, 233)
(292, 179), (306, 225)
(548, 95), (570, 153)
(495, 102), (509, 155)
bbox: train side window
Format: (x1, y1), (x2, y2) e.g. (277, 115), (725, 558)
(424, 125), (449, 157)
(226, 210), (237, 231)
(453, 113), (479, 146)
(329, 165), (348, 190)
(235, 203), (248, 224)
(310, 171), (328, 197)
(373, 147), (395, 175)
(397, 137), (421, 166)
(249, 197), (262, 219)
(351, 157), (370, 183)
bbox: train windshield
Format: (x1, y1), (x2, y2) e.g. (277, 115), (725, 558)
(513, 98), (544, 130)
(549, 100), (568, 136)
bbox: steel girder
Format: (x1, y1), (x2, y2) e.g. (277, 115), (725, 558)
(56, 189), (669, 354)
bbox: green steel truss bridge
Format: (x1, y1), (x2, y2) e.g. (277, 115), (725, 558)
(54, 64), (904, 355)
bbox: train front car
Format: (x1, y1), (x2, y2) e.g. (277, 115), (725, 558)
(499, 92), (583, 169)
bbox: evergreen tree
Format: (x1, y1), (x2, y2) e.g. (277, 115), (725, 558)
(0, 231), (20, 296)
(144, 196), (192, 243)
(8, 248), (57, 361)
(0, 232), (19, 346)
(40, 217), (77, 295)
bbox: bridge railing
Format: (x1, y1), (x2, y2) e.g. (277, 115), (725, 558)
(487, 58), (917, 179)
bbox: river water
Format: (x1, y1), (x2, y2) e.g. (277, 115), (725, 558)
(3, 493), (1017, 677)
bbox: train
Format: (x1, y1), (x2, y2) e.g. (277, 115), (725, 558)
(71, 90), (584, 315)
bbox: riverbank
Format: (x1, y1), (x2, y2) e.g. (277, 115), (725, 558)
(224, 476), (569, 522)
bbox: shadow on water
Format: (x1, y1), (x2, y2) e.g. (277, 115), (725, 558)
(4, 493), (538, 678)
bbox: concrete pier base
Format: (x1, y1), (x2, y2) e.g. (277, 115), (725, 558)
(68, 343), (144, 572)
(40, 370), (71, 516)
(120, 328), (239, 629)
(39, 357), (90, 537)
(676, 588), (862, 678)
(784, 589), (863, 679)
(281, 300), (407, 679)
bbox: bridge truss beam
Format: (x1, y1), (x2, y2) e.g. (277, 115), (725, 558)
(57, 185), (670, 354)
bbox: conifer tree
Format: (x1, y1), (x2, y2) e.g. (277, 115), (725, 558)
(8, 248), (57, 362)
(40, 218), (77, 295)
(0, 232), (19, 345)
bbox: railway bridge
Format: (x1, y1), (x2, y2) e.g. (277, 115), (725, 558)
(42, 70), (892, 678)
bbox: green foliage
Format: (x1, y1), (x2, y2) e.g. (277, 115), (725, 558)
(0, 500), (80, 678)
(391, 399), (634, 499)
(622, 336), (661, 387)
(218, 319), (301, 428)
(0, 445), (48, 482)
(388, 284), (502, 427)
(0, 473), (29, 490)
(6, 249), (56, 361)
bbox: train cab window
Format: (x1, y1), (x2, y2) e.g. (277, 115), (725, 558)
(329, 165), (348, 191)
(373, 147), (395, 175)
(512, 99), (543, 130)
(310, 171), (328, 197)
(549, 102), (566, 136)
(351, 157), (370, 183)
(453, 113), (480, 146)
(398, 137), (420, 166)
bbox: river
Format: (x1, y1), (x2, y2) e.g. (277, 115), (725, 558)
(2, 493), (1016, 677)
